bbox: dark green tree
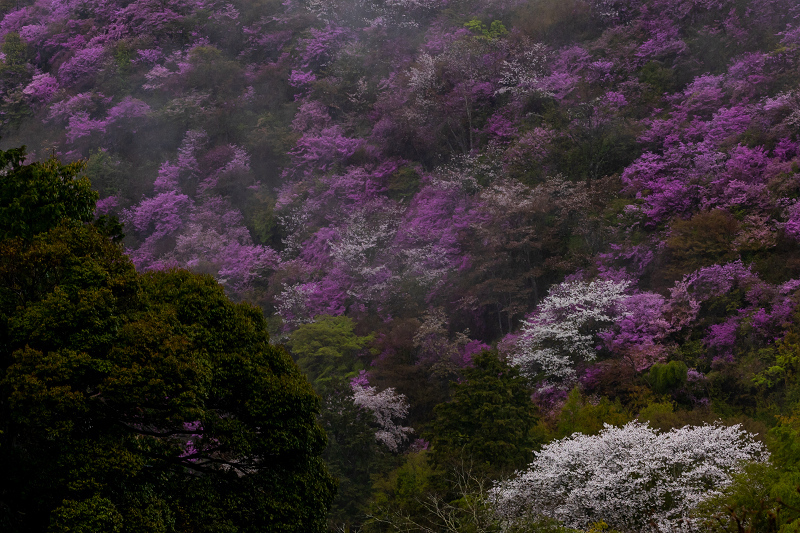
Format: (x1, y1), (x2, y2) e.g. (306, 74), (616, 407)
(317, 378), (389, 531)
(0, 34), (33, 129)
(428, 351), (539, 477)
(552, 387), (629, 440)
(0, 146), (335, 533)
(0, 146), (97, 240)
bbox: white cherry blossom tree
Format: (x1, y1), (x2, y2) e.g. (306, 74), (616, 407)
(511, 278), (631, 384)
(491, 422), (767, 533)
(351, 375), (413, 452)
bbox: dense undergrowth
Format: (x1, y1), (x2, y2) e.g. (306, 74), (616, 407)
(4, 0), (800, 530)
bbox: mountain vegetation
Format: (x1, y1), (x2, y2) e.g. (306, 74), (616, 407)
(4, 0), (800, 530)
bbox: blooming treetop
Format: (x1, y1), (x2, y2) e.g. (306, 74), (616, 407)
(491, 422), (767, 533)
(511, 278), (631, 384)
(351, 374), (413, 452)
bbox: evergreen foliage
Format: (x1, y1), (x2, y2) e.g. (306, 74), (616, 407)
(0, 146), (335, 533)
(429, 351), (539, 476)
(0, 146), (97, 240)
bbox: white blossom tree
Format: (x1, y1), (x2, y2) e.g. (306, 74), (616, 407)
(511, 278), (631, 384)
(351, 377), (413, 452)
(491, 422), (767, 533)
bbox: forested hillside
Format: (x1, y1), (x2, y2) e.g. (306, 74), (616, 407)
(3, 0), (800, 530)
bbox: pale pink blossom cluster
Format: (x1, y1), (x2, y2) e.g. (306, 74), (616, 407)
(351, 375), (413, 452)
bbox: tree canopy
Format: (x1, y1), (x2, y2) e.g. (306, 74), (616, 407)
(0, 146), (97, 240)
(286, 315), (372, 390)
(0, 146), (335, 533)
(428, 351), (539, 476)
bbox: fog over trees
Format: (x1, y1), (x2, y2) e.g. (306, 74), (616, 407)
(4, 0), (800, 530)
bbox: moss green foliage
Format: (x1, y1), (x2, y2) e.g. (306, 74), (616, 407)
(648, 361), (689, 395)
(464, 19), (509, 40)
(84, 149), (130, 199)
(0, 146), (335, 533)
(635, 400), (717, 432)
(0, 33), (29, 81)
(286, 315), (373, 390)
(551, 387), (629, 439)
(0, 33), (33, 128)
(753, 328), (800, 402)
(386, 167), (421, 201)
(370, 450), (434, 525)
(638, 61), (677, 97)
(49, 496), (125, 533)
(665, 210), (740, 281)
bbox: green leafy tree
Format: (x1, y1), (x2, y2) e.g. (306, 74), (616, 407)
(49, 496), (125, 533)
(464, 19), (509, 40)
(0, 146), (97, 240)
(369, 450), (435, 531)
(0, 146), (335, 533)
(428, 351), (539, 477)
(0, 33), (33, 129)
(286, 315), (373, 390)
(551, 387), (629, 440)
(367, 450), (581, 533)
(648, 360), (689, 395)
